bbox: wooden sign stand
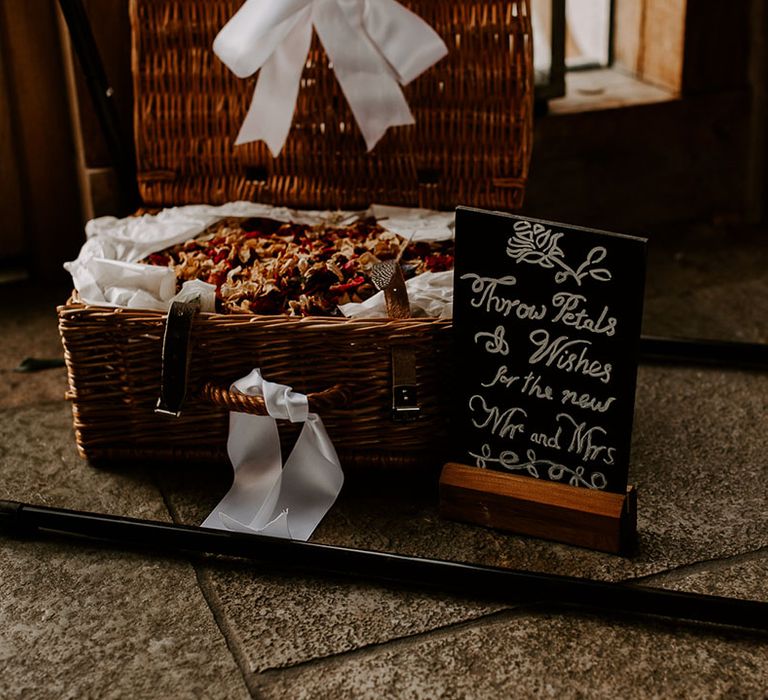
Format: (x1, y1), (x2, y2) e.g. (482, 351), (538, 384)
(439, 463), (637, 555)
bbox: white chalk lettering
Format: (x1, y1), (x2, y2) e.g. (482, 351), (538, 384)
(529, 426), (562, 449)
(469, 395), (527, 440)
(521, 372), (553, 400)
(528, 329), (612, 384)
(475, 325), (510, 355)
(460, 273), (547, 321)
(557, 412), (616, 465)
(561, 388), (616, 413)
(481, 365), (520, 389)
(551, 292), (617, 336)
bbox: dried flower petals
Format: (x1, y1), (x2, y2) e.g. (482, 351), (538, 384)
(140, 216), (454, 316)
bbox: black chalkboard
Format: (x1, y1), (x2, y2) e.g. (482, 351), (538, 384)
(452, 208), (647, 494)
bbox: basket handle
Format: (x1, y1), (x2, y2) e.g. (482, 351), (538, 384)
(198, 382), (349, 416)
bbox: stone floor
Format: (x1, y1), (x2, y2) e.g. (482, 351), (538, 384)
(1, 223), (767, 698)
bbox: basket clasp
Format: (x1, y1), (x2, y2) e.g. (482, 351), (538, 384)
(391, 346), (420, 422)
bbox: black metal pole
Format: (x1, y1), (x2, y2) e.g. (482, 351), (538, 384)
(2, 500), (766, 631)
(57, 0), (139, 215)
(640, 335), (768, 369)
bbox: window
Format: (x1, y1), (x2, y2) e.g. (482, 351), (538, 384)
(533, 0), (687, 112)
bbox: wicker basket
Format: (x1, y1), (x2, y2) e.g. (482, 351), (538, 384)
(59, 306), (453, 468)
(59, 0), (534, 469)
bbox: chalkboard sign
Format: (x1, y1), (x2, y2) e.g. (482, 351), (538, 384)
(452, 208), (647, 494)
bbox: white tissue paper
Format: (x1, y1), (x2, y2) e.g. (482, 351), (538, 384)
(339, 270), (454, 319)
(64, 201), (455, 317)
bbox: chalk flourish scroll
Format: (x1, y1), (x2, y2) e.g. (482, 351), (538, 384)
(468, 443), (608, 490)
(506, 220), (612, 286)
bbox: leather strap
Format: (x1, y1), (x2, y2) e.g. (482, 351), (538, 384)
(370, 260), (410, 319)
(155, 298), (200, 417)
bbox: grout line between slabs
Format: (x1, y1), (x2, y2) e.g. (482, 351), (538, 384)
(626, 546), (768, 586)
(252, 606), (530, 685)
(193, 566), (263, 700)
(155, 480), (261, 700)
(251, 580), (768, 691)
(150, 494), (520, 697)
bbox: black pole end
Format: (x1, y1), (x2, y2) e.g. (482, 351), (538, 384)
(0, 501), (26, 536)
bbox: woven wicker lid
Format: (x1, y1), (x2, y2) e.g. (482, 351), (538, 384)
(130, 0), (534, 211)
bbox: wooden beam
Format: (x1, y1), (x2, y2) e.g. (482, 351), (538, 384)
(640, 0), (686, 92)
(613, 0), (685, 93)
(0, 1), (84, 283)
(68, 0), (133, 170)
(0, 30), (25, 262)
(612, 0), (644, 76)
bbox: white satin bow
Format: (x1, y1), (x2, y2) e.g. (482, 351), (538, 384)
(214, 0), (448, 155)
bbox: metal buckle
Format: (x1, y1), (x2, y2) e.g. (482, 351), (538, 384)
(391, 345), (420, 422)
(392, 384), (420, 422)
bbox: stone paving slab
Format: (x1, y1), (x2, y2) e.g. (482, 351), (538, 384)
(256, 556), (768, 700)
(0, 540), (250, 700)
(644, 223), (768, 304)
(643, 277), (768, 343)
(159, 469), (503, 673)
(648, 554), (768, 602)
(0, 404), (165, 517)
(0, 364), (67, 411)
(0, 404), (250, 699)
(195, 561), (503, 674)
(258, 608), (768, 700)
(642, 226), (768, 350)
(628, 366), (768, 568)
(0, 291), (68, 409)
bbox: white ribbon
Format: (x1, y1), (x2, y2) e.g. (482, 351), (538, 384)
(214, 0), (448, 155)
(202, 369), (344, 540)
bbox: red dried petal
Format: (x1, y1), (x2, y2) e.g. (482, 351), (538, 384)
(329, 275), (365, 294)
(206, 271), (228, 288)
(425, 253), (454, 272)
